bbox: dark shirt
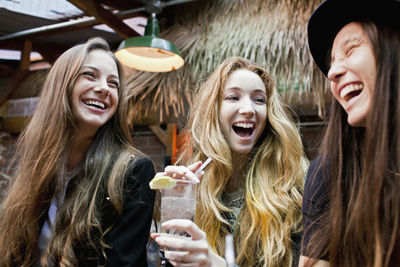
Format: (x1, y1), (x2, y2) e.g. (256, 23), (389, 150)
(301, 157), (330, 259)
(101, 156), (155, 267)
(301, 157), (400, 265)
(40, 156), (155, 267)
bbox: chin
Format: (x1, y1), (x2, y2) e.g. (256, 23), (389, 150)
(347, 116), (367, 127)
(232, 147), (253, 155)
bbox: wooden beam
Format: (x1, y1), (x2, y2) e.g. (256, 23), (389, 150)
(167, 123), (177, 163)
(0, 10), (143, 44)
(0, 70), (30, 108)
(68, 0), (139, 38)
(20, 39), (32, 71)
(149, 125), (167, 147)
(148, 124), (177, 161)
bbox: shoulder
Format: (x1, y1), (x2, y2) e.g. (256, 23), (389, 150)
(302, 155), (331, 216)
(124, 155), (156, 187)
(129, 155), (154, 172)
(291, 230), (302, 267)
(304, 156), (330, 199)
(301, 157), (330, 259)
(120, 155), (155, 204)
(128, 155), (155, 175)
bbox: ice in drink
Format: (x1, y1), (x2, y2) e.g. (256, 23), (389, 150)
(160, 196), (196, 234)
(160, 180), (197, 236)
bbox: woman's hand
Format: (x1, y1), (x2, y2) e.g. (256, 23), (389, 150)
(151, 219), (226, 267)
(154, 161), (204, 183)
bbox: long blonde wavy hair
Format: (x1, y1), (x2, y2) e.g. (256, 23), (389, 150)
(179, 57), (307, 266)
(0, 37), (142, 266)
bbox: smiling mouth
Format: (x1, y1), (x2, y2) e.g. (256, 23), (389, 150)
(340, 83), (363, 102)
(232, 122), (255, 138)
(83, 99), (106, 110)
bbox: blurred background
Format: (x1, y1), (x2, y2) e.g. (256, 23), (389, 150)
(0, 0), (329, 199)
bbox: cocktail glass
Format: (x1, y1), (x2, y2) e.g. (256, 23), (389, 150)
(160, 179), (197, 235)
(159, 179), (197, 265)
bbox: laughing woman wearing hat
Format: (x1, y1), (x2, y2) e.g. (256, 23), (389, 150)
(300, 1), (400, 267)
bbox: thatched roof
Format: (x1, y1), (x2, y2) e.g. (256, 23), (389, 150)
(127, 0), (330, 125)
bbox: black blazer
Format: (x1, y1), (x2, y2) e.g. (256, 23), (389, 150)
(40, 156), (156, 267)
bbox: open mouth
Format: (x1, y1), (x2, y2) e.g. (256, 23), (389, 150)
(232, 122), (255, 138)
(340, 83), (363, 102)
(83, 99), (106, 110)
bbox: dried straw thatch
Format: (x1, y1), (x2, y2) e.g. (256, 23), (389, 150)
(125, 25), (197, 125)
(127, 0), (329, 125)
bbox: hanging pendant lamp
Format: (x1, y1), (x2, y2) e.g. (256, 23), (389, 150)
(114, 13), (184, 72)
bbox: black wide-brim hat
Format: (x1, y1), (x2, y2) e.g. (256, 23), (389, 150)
(307, 0), (400, 76)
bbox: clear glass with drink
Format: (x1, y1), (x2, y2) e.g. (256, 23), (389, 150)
(160, 179), (197, 236)
(158, 179), (197, 266)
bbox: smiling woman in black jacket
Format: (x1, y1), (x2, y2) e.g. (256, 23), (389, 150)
(0, 37), (155, 267)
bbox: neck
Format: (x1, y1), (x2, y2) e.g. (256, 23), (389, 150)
(68, 131), (95, 171)
(226, 153), (250, 193)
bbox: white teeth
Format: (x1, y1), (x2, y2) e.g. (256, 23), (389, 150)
(233, 122), (254, 128)
(84, 100), (105, 109)
(340, 83), (363, 99)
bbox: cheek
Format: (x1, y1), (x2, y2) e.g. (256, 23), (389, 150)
(257, 106), (267, 123)
(330, 82), (337, 96)
(218, 113), (228, 131)
(218, 108), (231, 135)
(219, 104), (229, 122)
(71, 91), (80, 111)
(330, 82), (343, 103)
(112, 93), (119, 107)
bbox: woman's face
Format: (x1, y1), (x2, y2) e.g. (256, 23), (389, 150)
(71, 49), (120, 135)
(219, 69), (267, 155)
(327, 22), (377, 127)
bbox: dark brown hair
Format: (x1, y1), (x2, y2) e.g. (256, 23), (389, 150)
(304, 20), (400, 267)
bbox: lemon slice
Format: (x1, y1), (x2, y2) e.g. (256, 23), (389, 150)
(149, 175), (177, 190)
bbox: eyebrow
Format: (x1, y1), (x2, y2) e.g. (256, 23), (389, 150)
(331, 36), (363, 63)
(343, 36), (363, 47)
(83, 65), (119, 80)
(225, 87), (266, 93)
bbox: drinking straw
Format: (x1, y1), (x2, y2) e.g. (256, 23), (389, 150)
(194, 157), (212, 176)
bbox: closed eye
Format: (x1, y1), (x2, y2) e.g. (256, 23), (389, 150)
(344, 38), (362, 57)
(345, 44), (357, 56)
(225, 95), (239, 101)
(82, 71), (95, 79)
(254, 98), (266, 104)
(108, 80), (119, 89)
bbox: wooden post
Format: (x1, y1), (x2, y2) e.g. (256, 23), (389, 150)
(149, 123), (177, 165)
(167, 123), (177, 164)
(20, 39), (32, 71)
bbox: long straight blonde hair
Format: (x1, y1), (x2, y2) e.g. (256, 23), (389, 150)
(0, 38), (142, 267)
(179, 57), (308, 266)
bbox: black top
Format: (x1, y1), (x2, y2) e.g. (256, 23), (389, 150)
(301, 157), (330, 259)
(40, 156), (155, 267)
(301, 157), (400, 265)
(100, 156), (155, 266)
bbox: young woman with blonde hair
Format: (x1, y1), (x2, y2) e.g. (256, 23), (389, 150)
(152, 57), (308, 267)
(0, 37), (155, 266)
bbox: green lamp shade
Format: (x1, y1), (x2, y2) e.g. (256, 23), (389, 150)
(115, 35), (184, 72)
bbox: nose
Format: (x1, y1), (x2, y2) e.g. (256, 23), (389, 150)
(93, 80), (110, 96)
(327, 60), (346, 82)
(238, 98), (255, 117)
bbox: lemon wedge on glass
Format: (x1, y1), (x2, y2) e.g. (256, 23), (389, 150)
(149, 175), (177, 190)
